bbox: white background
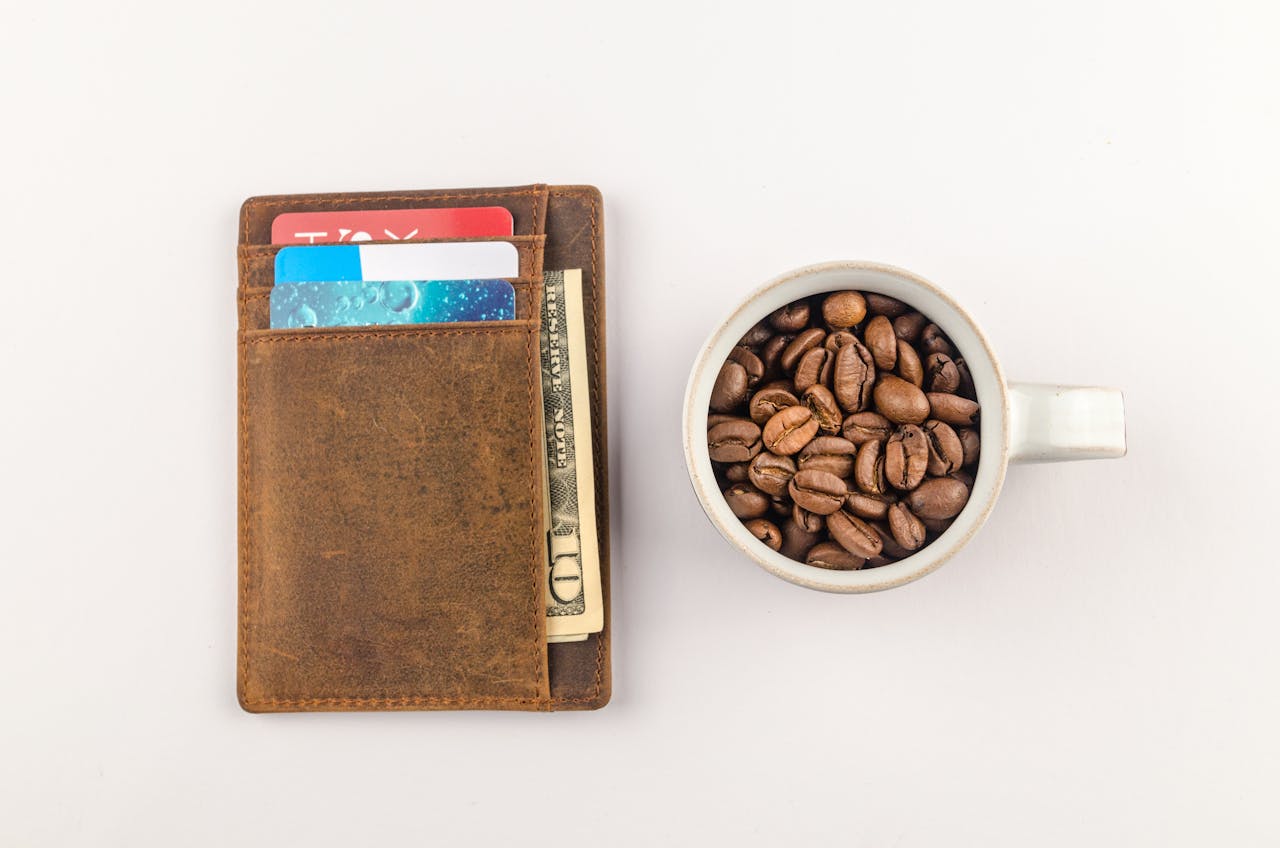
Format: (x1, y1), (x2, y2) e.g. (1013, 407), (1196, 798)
(2, 1), (1277, 845)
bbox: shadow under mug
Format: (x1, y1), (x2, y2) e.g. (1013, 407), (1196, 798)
(682, 261), (1126, 593)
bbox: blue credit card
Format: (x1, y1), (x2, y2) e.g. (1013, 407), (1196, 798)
(274, 242), (520, 284)
(269, 279), (516, 329)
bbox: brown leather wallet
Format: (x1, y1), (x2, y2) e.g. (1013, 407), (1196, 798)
(236, 184), (610, 712)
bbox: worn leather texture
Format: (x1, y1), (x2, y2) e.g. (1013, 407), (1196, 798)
(237, 184), (610, 712)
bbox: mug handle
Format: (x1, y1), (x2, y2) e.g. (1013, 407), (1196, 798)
(1008, 383), (1127, 463)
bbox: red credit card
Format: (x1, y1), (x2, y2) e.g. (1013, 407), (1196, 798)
(270, 206), (514, 245)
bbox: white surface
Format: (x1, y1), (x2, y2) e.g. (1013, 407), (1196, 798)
(2, 1), (1277, 845)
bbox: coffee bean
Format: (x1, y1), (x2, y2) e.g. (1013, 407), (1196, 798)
(896, 339), (924, 387)
(957, 426), (980, 467)
(924, 352), (959, 394)
(871, 521), (914, 559)
(724, 462), (750, 483)
(710, 361), (750, 412)
(887, 502), (927, 551)
(744, 518), (783, 551)
(747, 451), (795, 496)
(874, 375), (931, 424)
(920, 323), (954, 356)
(723, 482), (769, 519)
(824, 330), (857, 352)
(749, 386), (798, 425)
(797, 436), (857, 478)
(708, 419), (763, 462)
(759, 334), (792, 377)
(864, 292), (910, 318)
(779, 518), (822, 560)
(739, 321), (772, 347)
(845, 491), (894, 521)
(841, 411), (893, 445)
(884, 424), (929, 491)
(923, 419), (963, 476)
(954, 357), (976, 400)
(780, 327), (827, 372)
(762, 405), (819, 455)
(769, 300), (811, 332)
(728, 346), (766, 387)
(802, 384), (843, 434)
(822, 291), (867, 329)
(893, 312), (927, 343)
(853, 438), (887, 495)
(794, 347), (833, 392)
(950, 468), (975, 488)
(832, 338), (876, 412)
(789, 469), (848, 515)
(919, 514), (953, 534)
(926, 392), (980, 426)
(865, 315), (897, 371)
(707, 413), (742, 430)
(792, 503), (826, 533)
(826, 508), (884, 559)
(905, 476), (970, 520)
(806, 541), (865, 571)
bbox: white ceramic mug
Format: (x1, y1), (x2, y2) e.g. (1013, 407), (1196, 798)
(682, 261), (1126, 593)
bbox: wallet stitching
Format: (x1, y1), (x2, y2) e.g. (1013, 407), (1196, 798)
(238, 323), (549, 708)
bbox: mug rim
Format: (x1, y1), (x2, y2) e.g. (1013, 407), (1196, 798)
(682, 260), (1011, 592)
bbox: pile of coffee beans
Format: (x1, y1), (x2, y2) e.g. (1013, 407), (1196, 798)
(707, 291), (980, 570)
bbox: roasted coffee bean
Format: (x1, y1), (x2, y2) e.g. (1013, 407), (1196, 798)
(728, 346), (766, 387)
(748, 452), (796, 496)
(794, 347), (833, 392)
(893, 311), (927, 343)
(896, 339), (924, 387)
(780, 327), (827, 372)
(710, 361), (750, 412)
(887, 502), (926, 551)
(826, 508), (884, 559)
(822, 291), (867, 329)
(824, 330), (858, 352)
(864, 554), (893, 568)
(708, 419), (763, 462)
(845, 491), (894, 521)
(806, 541), (865, 571)
(779, 518), (823, 560)
(864, 292), (910, 318)
(797, 436), (858, 478)
(884, 424), (929, 491)
(853, 438), (887, 495)
(874, 375), (931, 424)
(871, 521), (914, 560)
(842, 411), (893, 445)
(744, 518), (783, 551)
(919, 514), (953, 534)
(748, 386), (798, 425)
(723, 483), (769, 519)
(759, 334), (792, 377)
(905, 476), (970, 520)
(865, 315), (897, 371)
(792, 503), (826, 533)
(832, 338), (876, 412)
(803, 384), (843, 434)
(707, 413), (743, 430)
(957, 427), (980, 467)
(789, 469), (848, 515)
(954, 357), (976, 400)
(919, 323), (954, 356)
(926, 392), (980, 426)
(763, 405), (820, 455)
(739, 321), (772, 347)
(769, 300), (811, 332)
(949, 469), (975, 489)
(724, 462), (750, 483)
(923, 419), (963, 476)
(924, 352), (959, 394)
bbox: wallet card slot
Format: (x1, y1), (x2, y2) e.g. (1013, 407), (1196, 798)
(238, 320), (550, 711)
(238, 235), (545, 289)
(240, 185), (549, 245)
